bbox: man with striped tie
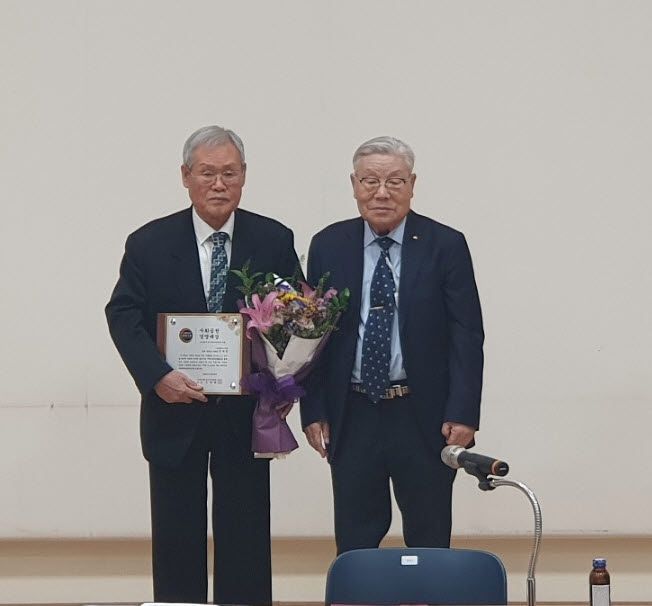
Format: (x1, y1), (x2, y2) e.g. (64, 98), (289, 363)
(301, 136), (484, 553)
(106, 125), (300, 604)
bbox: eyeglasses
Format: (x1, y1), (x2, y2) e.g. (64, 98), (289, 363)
(192, 169), (244, 185)
(357, 176), (410, 191)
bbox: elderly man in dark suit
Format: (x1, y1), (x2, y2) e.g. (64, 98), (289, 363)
(301, 136), (484, 554)
(106, 125), (299, 605)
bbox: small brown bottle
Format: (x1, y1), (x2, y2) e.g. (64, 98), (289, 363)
(590, 558), (611, 606)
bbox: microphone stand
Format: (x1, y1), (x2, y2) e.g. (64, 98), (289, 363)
(462, 463), (542, 606)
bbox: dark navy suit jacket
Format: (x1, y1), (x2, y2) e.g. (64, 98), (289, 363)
(105, 206), (300, 468)
(300, 210), (484, 461)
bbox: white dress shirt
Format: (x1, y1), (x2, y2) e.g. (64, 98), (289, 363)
(192, 207), (235, 301)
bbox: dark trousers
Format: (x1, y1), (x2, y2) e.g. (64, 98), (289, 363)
(148, 398), (272, 605)
(330, 390), (456, 555)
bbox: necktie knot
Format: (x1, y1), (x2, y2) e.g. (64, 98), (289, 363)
(376, 236), (394, 253)
(211, 231), (228, 247)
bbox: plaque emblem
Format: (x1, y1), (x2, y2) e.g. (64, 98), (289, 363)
(178, 328), (193, 343)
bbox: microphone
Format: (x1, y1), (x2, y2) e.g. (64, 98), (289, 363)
(441, 445), (509, 477)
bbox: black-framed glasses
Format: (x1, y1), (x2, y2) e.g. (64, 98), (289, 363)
(357, 176), (410, 191)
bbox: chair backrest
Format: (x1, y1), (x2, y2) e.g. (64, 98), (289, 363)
(325, 547), (507, 605)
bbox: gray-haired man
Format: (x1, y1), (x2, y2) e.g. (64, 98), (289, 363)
(106, 126), (300, 604)
(301, 136), (484, 552)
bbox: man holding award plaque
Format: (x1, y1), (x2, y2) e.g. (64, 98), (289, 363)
(106, 126), (300, 605)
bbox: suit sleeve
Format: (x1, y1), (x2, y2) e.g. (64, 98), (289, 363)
(299, 235), (328, 428)
(442, 232), (484, 429)
(278, 228), (304, 282)
(105, 232), (172, 396)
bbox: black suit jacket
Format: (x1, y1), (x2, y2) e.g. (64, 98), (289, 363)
(106, 207), (300, 468)
(300, 210), (484, 461)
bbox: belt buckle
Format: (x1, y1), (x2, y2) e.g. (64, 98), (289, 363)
(386, 384), (399, 399)
(387, 384), (407, 398)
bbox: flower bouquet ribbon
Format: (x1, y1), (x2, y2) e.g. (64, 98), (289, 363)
(240, 369), (303, 457)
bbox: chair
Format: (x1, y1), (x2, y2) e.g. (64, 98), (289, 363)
(325, 547), (507, 605)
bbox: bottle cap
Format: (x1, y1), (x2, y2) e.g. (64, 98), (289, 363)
(593, 558), (607, 568)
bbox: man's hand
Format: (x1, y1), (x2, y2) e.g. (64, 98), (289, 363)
(441, 421), (475, 447)
(304, 421), (330, 458)
(154, 370), (208, 404)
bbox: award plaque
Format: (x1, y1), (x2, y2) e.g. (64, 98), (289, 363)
(157, 313), (251, 395)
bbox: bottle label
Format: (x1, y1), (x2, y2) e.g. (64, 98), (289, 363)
(591, 584), (611, 606)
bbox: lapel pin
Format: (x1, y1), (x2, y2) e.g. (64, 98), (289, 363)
(412, 235), (419, 240)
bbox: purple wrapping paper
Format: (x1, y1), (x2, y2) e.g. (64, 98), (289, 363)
(240, 366), (303, 454)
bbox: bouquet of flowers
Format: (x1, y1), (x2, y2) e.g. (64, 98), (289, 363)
(234, 264), (349, 458)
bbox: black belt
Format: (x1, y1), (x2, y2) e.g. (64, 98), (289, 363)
(351, 383), (410, 399)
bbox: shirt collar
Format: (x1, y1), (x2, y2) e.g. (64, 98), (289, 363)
(363, 216), (407, 248)
(192, 207), (235, 246)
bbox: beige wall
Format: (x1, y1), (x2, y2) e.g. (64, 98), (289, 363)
(1, 537), (651, 603)
(2, 0), (652, 541)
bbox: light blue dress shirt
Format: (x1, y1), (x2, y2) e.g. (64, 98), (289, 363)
(351, 218), (407, 384)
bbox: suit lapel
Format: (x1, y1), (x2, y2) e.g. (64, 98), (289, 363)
(169, 208), (259, 313)
(222, 209), (257, 312)
(170, 208), (208, 312)
(399, 211), (428, 339)
(343, 218), (365, 325)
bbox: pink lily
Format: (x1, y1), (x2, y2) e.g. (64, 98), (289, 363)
(323, 287), (337, 300)
(240, 292), (279, 338)
(299, 281), (316, 298)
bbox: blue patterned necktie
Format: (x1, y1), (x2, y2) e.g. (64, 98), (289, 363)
(207, 231), (229, 312)
(360, 236), (396, 403)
